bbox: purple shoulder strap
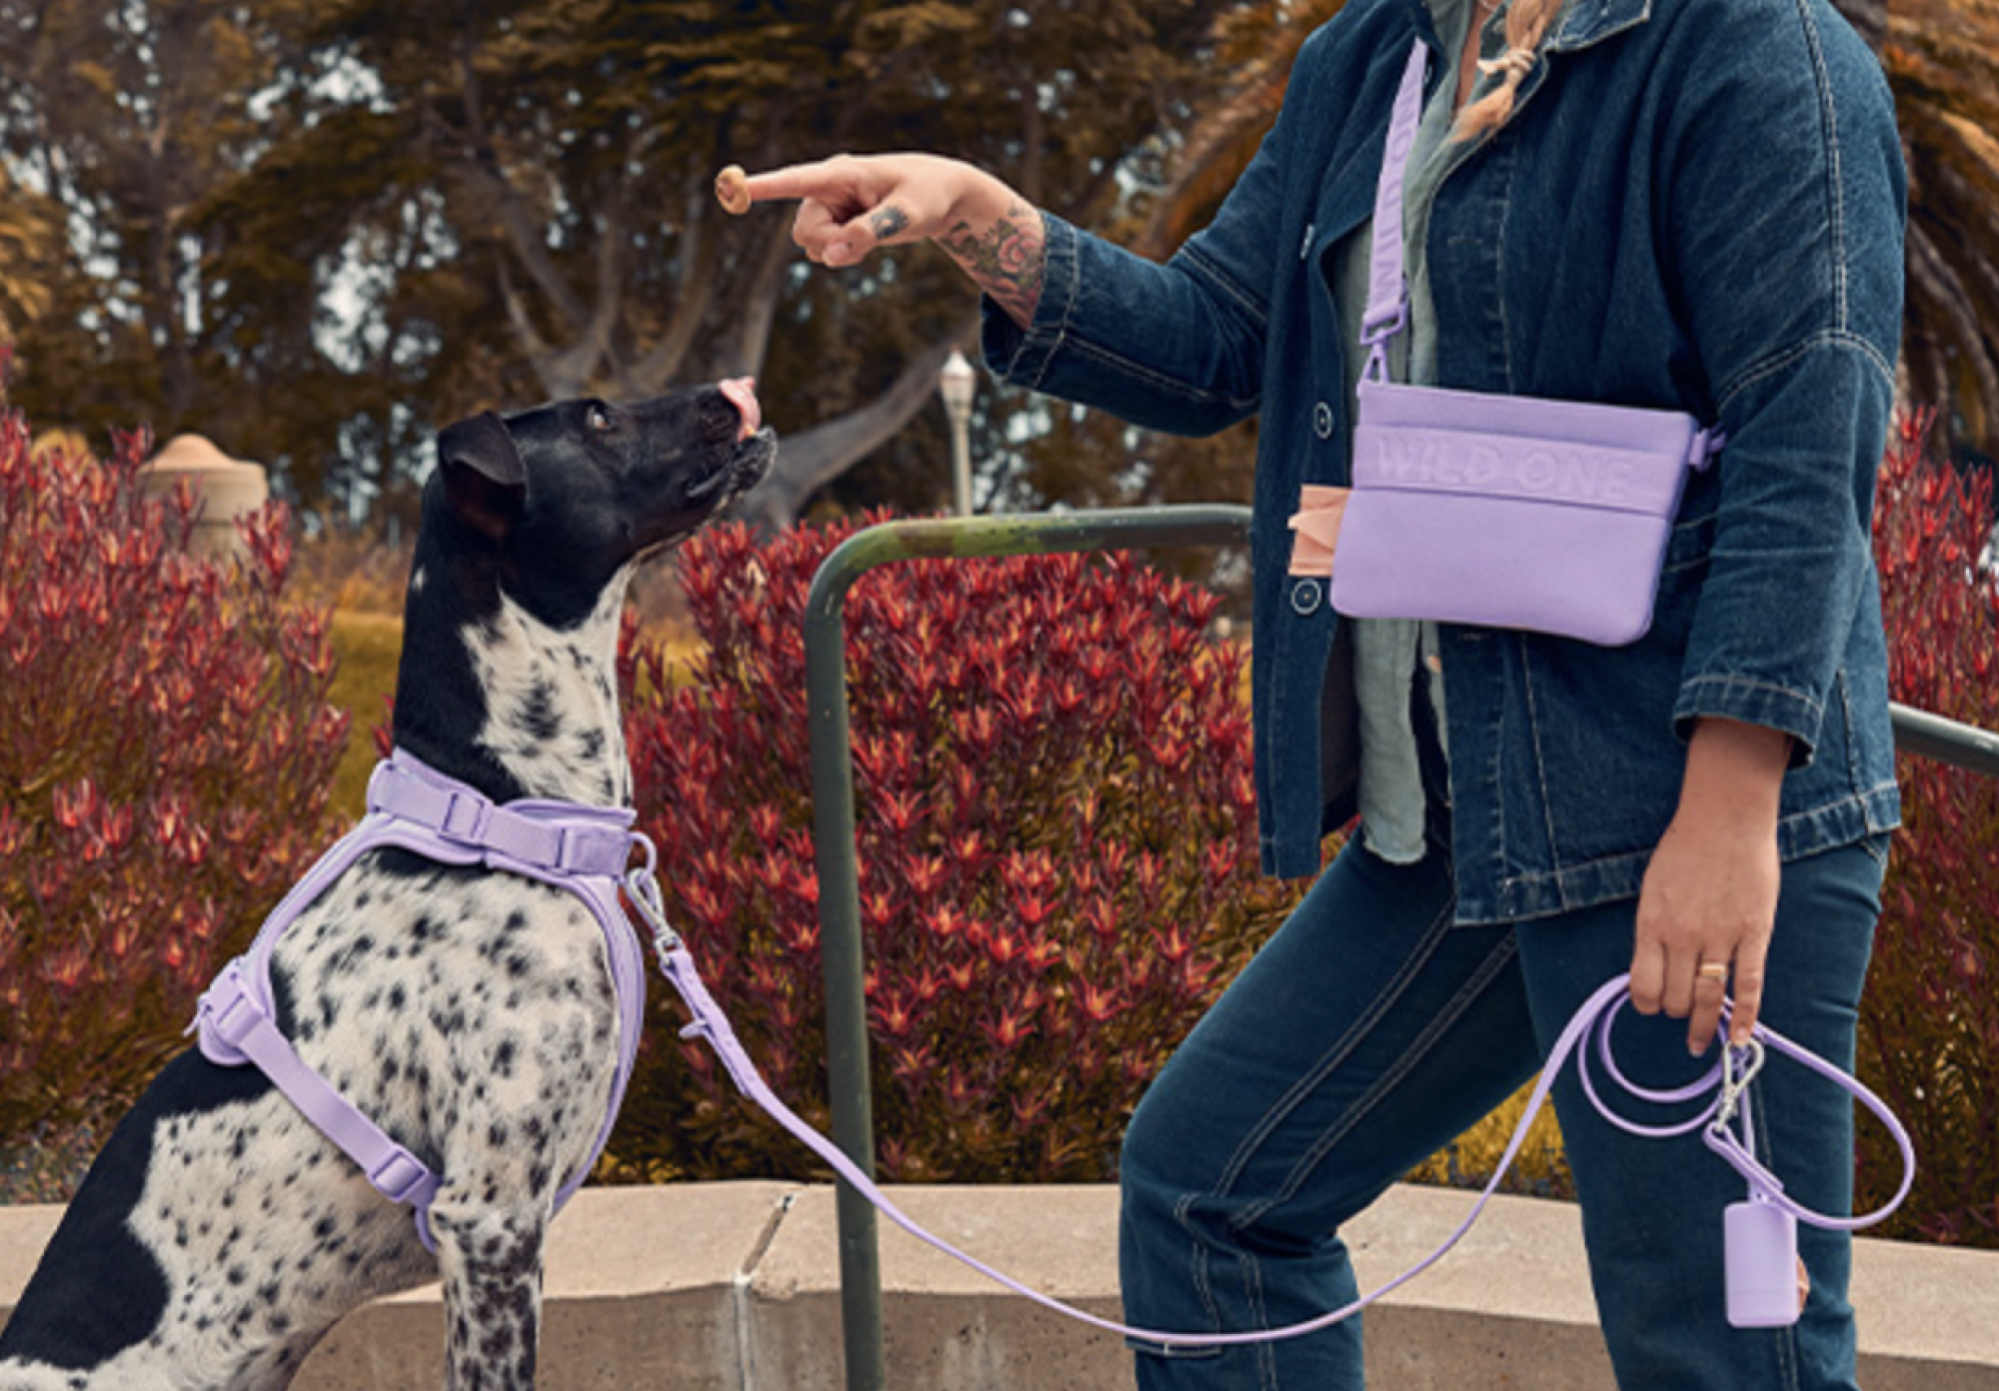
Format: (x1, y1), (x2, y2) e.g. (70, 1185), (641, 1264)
(1359, 37), (1434, 381)
(191, 751), (647, 1253)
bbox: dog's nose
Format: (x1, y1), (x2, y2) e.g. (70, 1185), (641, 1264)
(719, 377), (761, 441)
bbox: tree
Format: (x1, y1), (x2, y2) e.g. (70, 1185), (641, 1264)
(215, 0), (1256, 526)
(1882, 0), (1999, 460)
(0, 169), (61, 353)
(0, 1), (1259, 526)
(0, 1), (287, 435)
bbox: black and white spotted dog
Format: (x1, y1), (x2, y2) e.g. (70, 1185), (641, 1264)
(0, 381), (774, 1390)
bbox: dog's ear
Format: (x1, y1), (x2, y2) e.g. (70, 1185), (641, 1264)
(437, 411), (526, 542)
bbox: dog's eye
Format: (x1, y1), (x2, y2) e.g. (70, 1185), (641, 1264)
(585, 403), (613, 434)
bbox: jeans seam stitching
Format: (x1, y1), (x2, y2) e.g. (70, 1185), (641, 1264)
(1242, 929), (1523, 1228)
(1751, 1077), (1806, 1391)
(1205, 892), (1459, 1200)
(1161, 886), (1463, 1353)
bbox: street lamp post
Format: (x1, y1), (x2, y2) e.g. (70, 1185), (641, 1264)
(938, 349), (976, 516)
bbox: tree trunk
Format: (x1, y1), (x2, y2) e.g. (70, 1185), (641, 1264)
(734, 321), (982, 529)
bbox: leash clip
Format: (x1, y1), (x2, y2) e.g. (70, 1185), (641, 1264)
(1710, 1036), (1766, 1135)
(622, 828), (684, 959)
(625, 866), (681, 956)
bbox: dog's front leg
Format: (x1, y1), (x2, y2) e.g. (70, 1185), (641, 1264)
(429, 1199), (548, 1391)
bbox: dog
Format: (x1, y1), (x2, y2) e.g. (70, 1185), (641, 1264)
(0, 381), (774, 1391)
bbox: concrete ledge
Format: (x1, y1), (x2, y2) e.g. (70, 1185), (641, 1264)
(4, 1182), (1996, 1388)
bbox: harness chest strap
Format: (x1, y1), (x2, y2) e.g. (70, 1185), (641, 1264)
(190, 752), (648, 1252)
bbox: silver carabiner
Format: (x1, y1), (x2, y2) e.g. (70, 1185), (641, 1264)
(623, 861), (682, 961)
(1710, 1036), (1767, 1134)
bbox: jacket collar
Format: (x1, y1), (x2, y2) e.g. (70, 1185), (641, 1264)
(1546, 0), (1654, 53)
(1396, 0), (1654, 55)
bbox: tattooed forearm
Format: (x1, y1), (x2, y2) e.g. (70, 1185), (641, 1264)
(937, 199), (1047, 328)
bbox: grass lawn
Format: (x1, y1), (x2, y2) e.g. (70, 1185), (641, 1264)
(328, 611), (402, 822)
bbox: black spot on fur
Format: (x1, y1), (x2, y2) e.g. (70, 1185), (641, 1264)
(521, 681), (564, 740)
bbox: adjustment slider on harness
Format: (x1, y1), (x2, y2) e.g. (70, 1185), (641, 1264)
(192, 964), (264, 1052)
(438, 788), (492, 843)
(368, 1152), (434, 1206)
(552, 826), (588, 875)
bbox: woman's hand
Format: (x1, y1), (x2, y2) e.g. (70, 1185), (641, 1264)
(1629, 718), (1791, 1053)
(732, 154), (1047, 327)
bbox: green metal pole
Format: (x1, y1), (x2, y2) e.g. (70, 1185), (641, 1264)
(1889, 702), (1999, 779)
(803, 506), (1251, 1391)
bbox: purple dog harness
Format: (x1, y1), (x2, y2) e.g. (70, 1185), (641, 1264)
(191, 750), (649, 1252)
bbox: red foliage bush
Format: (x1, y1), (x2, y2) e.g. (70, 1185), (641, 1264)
(0, 405), (350, 1140)
(1861, 413), (1999, 1247)
(614, 516), (1308, 1183)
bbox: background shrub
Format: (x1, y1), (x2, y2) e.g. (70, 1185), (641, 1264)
(1861, 412), (1999, 1248)
(612, 516), (1311, 1183)
(0, 405), (349, 1147)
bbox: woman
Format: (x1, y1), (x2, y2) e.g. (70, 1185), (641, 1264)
(745, 0), (1905, 1383)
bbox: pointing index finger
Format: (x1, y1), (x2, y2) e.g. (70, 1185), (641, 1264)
(716, 159), (863, 215)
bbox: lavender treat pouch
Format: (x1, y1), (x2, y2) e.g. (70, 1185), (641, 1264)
(1321, 39), (1725, 646)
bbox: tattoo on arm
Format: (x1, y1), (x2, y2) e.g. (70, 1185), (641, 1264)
(937, 199), (1047, 327)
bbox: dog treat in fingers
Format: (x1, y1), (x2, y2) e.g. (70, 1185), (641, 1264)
(715, 164), (752, 216)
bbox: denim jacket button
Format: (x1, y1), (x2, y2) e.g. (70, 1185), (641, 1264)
(1313, 401), (1334, 439)
(1290, 579), (1324, 615)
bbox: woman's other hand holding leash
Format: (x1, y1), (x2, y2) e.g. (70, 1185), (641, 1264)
(1630, 718), (1791, 1053)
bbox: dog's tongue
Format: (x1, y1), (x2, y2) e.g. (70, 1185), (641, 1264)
(720, 377), (761, 441)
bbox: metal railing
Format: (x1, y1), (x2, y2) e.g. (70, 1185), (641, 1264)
(801, 505), (1999, 1391)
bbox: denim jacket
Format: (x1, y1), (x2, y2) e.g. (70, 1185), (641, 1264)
(982, 0), (1905, 920)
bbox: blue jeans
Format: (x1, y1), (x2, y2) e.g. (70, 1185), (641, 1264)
(1119, 826), (1886, 1389)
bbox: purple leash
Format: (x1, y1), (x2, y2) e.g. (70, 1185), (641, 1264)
(627, 870), (1916, 1343)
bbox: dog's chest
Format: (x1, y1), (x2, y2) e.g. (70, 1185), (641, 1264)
(271, 850), (624, 1195)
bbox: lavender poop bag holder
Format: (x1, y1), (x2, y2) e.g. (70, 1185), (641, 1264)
(1327, 39), (1724, 646)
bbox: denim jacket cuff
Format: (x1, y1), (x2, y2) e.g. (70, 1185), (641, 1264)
(1672, 675), (1823, 769)
(979, 212), (1080, 391)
